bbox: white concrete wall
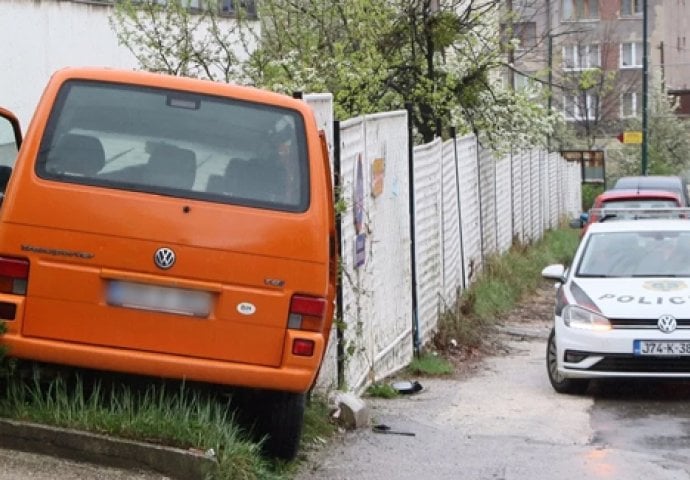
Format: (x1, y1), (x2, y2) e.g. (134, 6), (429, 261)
(1, 0), (139, 129)
(308, 93), (582, 393)
(0, 0), (252, 131)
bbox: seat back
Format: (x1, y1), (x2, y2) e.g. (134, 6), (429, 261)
(224, 158), (286, 203)
(145, 144), (196, 190)
(47, 133), (105, 177)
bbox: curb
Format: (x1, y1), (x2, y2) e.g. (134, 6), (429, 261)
(0, 418), (217, 479)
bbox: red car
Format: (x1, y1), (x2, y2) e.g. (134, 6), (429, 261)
(576, 189), (684, 236)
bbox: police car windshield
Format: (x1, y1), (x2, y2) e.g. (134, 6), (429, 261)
(578, 231), (690, 277)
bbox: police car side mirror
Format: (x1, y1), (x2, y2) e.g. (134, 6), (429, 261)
(542, 264), (565, 283)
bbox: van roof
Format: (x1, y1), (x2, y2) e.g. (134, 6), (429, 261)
(49, 67), (314, 115)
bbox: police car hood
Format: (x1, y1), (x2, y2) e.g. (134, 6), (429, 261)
(573, 277), (690, 317)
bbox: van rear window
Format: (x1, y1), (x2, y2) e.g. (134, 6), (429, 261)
(36, 80), (310, 212)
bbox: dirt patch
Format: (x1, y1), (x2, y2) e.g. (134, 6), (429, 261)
(438, 281), (555, 377)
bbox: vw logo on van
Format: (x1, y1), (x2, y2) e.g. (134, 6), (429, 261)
(154, 247), (176, 270)
(658, 314), (677, 334)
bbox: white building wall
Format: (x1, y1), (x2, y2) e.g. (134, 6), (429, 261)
(1, 0), (139, 128)
(1, 0), (251, 130)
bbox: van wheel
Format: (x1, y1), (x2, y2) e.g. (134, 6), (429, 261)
(546, 328), (589, 395)
(238, 390), (305, 460)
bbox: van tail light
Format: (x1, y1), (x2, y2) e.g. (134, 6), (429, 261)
(287, 295), (326, 332)
(292, 339), (315, 357)
(0, 257), (29, 295)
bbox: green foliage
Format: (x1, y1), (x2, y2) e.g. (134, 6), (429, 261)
(0, 374), (281, 479)
(110, 0), (251, 82)
(406, 353), (454, 376)
(607, 75), (690, 179)
(0, 370), (336, 479)
(109, 0), (555, 150)
(437, 227), (580, 349)
(301, 394), (337, 447)
(365, 383), (399, 399)
(581, 183), (604, 211)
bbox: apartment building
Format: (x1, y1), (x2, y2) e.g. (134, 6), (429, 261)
(508, 0), (689, 145)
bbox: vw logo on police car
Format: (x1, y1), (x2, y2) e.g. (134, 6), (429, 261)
(658, 314), (677, 334)
(154, 247), (176, 270)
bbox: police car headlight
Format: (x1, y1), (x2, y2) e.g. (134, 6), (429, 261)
(562, 305), (611, 331)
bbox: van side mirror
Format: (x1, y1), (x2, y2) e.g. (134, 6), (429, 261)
(0, 108), (22, 171)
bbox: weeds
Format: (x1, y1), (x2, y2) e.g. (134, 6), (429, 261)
(365, 383), (399, 399)
(406, 353), (454, 376)
(436, 227), (580, 351)
(0, 368), (337, 480)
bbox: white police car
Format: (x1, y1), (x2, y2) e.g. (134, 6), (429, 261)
(543, 210), (690, 394)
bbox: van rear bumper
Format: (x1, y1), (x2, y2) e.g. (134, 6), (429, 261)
(2, 330), (325, 393)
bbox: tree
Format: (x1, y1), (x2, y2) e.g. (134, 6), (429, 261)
(606, 73), (690, 180)
(110, 0), (555, 150)
(110, 0), (253, 82)
(547, 24), (642, 150)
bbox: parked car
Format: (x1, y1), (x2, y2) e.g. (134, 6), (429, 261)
(0, 67), (337, 460)
(573, 189), (684, 236)
(612, 175), (690, 206)
(543, 215), (690, 394)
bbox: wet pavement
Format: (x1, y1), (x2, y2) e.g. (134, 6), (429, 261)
(590, 380), (690, 467)
(296, 320), (690, 480)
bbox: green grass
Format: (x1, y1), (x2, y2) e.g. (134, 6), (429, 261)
(436, 226), (580, 350)
(365, 383), (399, 399)
(406, 353), (454, 376)
(0, 369), (335, 480)
(301, 394), (336, 445)
(0, 373), (276, 480)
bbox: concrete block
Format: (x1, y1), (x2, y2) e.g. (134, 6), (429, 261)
(330, 391), (369, 430)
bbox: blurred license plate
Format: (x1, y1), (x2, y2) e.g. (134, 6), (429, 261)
(634, 340), (690, 356)
(107, 281), (211, 317)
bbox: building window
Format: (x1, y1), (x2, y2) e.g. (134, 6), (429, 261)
(620, 42), (643, 68)
(514, 72), (541, 91)
(562, 0), (599, 20)
(563, 93), (599, 120)
(620, 0), (643, 16)
(219, 0), (256, 15)
(514, 22), (537, 49)
(563, 44), (601, 70)
(620, 92), (641, 118)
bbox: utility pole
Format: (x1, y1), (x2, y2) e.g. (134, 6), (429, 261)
(659, 41), (665, 91)
(641, 0), (649, 175)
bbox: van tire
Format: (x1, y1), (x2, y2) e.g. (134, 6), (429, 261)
(255, 390), (306, 460)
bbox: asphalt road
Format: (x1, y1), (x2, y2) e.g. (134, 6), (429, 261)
(296, 304), (690, 479)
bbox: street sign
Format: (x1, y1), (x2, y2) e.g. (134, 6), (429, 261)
(616, 131), (643, 144)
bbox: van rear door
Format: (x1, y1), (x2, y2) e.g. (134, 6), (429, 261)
(2, 75), (331, 368)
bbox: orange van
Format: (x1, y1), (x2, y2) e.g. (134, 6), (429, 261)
(0, 68), (336, 459)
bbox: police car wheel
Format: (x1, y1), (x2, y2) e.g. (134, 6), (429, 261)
(546, 328), (589, 395)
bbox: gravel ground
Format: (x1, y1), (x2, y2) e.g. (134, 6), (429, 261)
(0, 448), (168, 480)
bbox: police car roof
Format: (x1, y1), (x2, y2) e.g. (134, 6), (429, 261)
(586, 218), (690, 234)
